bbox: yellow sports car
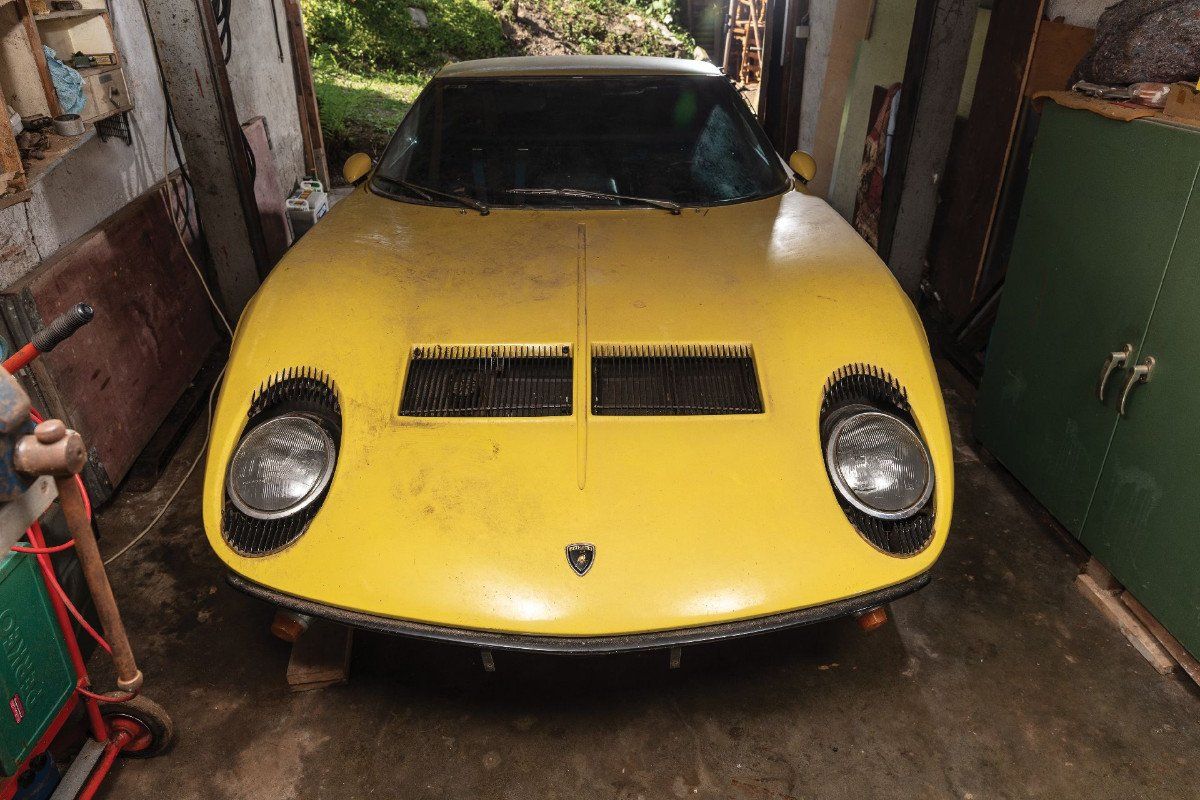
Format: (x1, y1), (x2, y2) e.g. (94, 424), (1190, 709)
(203, 56), (953, 654)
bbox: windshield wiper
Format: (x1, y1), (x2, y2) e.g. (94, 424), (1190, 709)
(375, 175), (489, 215)
(506, 188), (681, 215)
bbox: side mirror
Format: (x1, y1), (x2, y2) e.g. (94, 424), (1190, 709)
(788, 151), (817, 185)
(342, 152), (373, 185)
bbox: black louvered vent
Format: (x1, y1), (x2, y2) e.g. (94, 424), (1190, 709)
(821, 364), (934, 557)
(591, 344), (763, 415)
(400, 345), (572, 417)
(223, 368), (341, 557)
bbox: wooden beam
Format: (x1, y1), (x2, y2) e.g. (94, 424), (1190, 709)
(924, 0), (1046, 318)
(16, 0), (61, 117)
(876, 0), (978, 297)
(282, 0), (329, 186)
(140, 0), (272, 319)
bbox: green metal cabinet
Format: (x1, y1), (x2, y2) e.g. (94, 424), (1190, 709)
(0, 551), (75, 776)
(977, 103), (1200, 657)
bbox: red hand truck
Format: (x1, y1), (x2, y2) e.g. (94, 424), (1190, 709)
(0, 304), (171, 800)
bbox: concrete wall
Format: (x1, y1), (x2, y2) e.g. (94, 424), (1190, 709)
(226, 0), (305, 192)
(797, 0), (835, 154)
(0, 0), (305, 288)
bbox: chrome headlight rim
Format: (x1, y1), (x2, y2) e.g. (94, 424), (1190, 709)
(226, 413), (337, 521)
(823, 407), (934, 522)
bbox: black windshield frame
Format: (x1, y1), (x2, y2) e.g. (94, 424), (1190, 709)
(370, 73), (791, 211)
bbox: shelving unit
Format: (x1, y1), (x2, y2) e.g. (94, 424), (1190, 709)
(32, 0), (130, 125)
(0, 0), (129, 207)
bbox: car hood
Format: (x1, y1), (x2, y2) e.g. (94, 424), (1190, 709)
(202, 186), (953, 636)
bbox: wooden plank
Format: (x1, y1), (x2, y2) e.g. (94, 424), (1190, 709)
(1082, 555), (1121, 592)
(287, 620), (353, 691)
(16, 0), (60, 117)
(241, 115), (292, 266)
(19, 127), (96, 187)
(1023, 21), (1095, 97)
(282, 0), (328, 186)
(1121, 591), (1200, 688)
(1076, 573), (1175, 675)
(922, 0), (1045, 318)
(0, 1), (50, 118)
(2, 174), (219, 500)
(0, 98), (25, 196)
(123, 343), (227, 492)
(807, 0), (873, 198)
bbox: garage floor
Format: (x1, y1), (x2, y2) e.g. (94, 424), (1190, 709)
(89, 364), (1199, 799)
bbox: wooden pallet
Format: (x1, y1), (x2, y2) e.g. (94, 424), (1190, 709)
(1075, 557), (1200, 685)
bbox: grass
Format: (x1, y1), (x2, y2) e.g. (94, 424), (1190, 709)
(312, 60), (426, 167)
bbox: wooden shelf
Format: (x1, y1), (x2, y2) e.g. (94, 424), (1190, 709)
(89, 102), (130, 123)
(0, 126), (95, 210)
(33, 8), (106, 21)
(23, 125), (95, 182)
(76, 63), (119, 77)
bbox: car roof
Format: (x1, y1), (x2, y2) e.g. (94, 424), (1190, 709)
(436, 55), (724, 79)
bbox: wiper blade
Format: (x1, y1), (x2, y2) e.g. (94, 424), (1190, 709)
(375, 175), (489, 215)
(506, 187), (681, 214)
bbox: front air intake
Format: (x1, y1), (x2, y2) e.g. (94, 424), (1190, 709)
(400, 345), (573, 417)
(591, 344), (764, 415)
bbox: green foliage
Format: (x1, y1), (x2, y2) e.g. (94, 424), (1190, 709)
(513, 0), (694, 57)
(302, 0), (507, 74)
(312, 58), (425, 164)
(305, 0), (697, 175)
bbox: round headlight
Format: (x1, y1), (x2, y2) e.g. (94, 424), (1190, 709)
(825, 410), (932, 520)
(227, 415), (336, 520)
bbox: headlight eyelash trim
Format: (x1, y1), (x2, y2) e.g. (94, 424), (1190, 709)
(821, 363), (910, 419)
(820, 364), (934, 557)
(248, 366), (341, 426)
(223, 367), (341, 557)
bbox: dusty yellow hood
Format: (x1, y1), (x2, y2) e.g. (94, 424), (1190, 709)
(203, 186), (953, 636)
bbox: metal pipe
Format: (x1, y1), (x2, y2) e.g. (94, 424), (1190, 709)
(75, 728), (134, 800)
(26, 522), (109, 742)
(55, 476), (143, 693)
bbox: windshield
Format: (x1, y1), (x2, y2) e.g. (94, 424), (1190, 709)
(372, 74), (790, 209)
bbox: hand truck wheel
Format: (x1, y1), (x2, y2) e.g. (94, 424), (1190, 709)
(99, 693), (174, 758)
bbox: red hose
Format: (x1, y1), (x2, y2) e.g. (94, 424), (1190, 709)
(11, 540), (75, 554)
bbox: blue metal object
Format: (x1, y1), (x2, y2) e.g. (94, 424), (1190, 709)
(12, 753), (60, 799)
(0, 372), (32, 503)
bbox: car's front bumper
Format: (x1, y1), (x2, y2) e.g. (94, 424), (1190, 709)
(226, 571), (930, 655)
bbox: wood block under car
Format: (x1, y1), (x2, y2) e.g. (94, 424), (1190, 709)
(287, 620), (353, 692)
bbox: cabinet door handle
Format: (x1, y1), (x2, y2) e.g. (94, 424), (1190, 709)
(1118, 356), (1156, 416)
(1097, 344), (1133, 402)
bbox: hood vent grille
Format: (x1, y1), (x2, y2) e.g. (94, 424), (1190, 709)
(400, 345), (573, 417)
(591, 344), (764, 415)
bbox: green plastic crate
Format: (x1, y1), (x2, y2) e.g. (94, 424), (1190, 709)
(0, 550), (75, 776)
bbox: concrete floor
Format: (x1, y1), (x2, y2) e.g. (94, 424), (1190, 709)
(88, 364), (1199, 799)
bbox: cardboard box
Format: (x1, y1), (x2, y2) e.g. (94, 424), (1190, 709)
(1164, 82), (1200, 122)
